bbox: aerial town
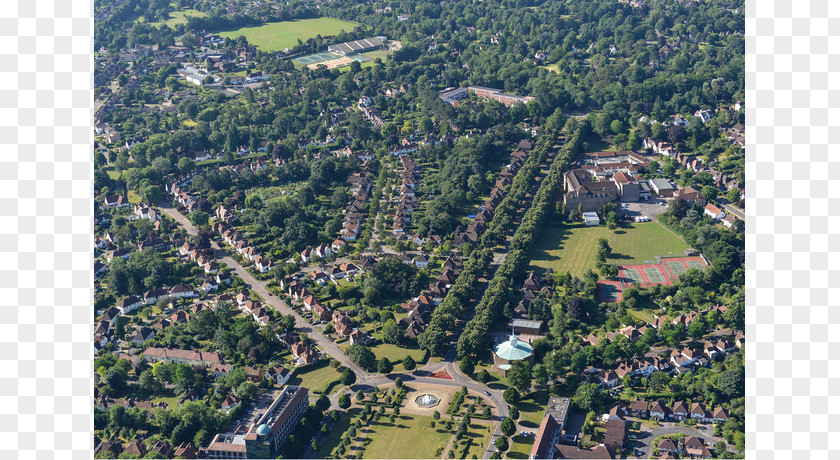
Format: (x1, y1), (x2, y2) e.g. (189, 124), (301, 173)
(93, 0), (745, 458)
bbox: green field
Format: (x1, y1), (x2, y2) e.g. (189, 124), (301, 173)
(516, 390), (550, 429)
(360, 414), (453, 459)
(219, 18), (358, 51)
(287, 361), (341, 394)
(147, 8), (207, 28)
(316, 407), (361, 458)
(529, 222), (689, 277)
(508, 434), (535, 459)
(368, 342), (426, 370)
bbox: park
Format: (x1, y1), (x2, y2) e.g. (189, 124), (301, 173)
(218, 18), (359, 51)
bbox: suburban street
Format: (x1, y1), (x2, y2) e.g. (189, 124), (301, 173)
(631, 422), (732, 458)
(160, 202), (511, 458)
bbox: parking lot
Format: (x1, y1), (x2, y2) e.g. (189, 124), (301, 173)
(620, 198), (671, 221)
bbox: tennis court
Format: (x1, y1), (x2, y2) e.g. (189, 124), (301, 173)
(666, 261), (688, 277)
(643, 266), (668, 283)
(685, 259), (706, 269)
(621, 268), (645, 284)
(598, 281), (622, 302)
(293, 52), (338, 65)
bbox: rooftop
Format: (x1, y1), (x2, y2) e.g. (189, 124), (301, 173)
(493, 335), (534, 361)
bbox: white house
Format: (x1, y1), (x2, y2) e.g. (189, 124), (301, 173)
(703, 204), (725, 220)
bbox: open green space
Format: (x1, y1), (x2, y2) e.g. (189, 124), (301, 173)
(316, 407), (361, 458)
(609, 222), (688, 263)
(508, 434), (536, 459)
(368, 342), (426, 370)
(287, 361), (341, 394)
(516, 390), (549, 429)
(458, 421), (495, 459)
(471, 361), (509, 390)
(529, 222), (689, 278)
(219, 17), (358, 51)
(360, 414), (452, 459)
(147, 8), (207, 28)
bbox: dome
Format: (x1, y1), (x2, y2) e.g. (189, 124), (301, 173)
(256, 424), (272, 436)
(493, 334), (533, 361)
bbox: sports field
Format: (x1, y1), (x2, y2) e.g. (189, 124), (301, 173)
(146, 8), (206, 28)
(218, 17), (358, 51)
(529, 222), (689, 278)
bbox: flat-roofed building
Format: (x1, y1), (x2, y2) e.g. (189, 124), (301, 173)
(328, 37), (384, 55)
(511, 318), (544, 336)
(530, 396), (572, 459)
(648, 178), (674, 197)
(204, 386), (309, 459)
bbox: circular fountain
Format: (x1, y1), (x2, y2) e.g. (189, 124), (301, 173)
(414, 393), (441, 408)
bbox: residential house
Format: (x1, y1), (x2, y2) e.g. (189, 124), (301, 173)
(704, 204), (725, 220)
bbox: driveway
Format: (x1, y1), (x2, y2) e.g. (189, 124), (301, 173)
(632, 421), (731, 457)
(621, 199), (670, 220)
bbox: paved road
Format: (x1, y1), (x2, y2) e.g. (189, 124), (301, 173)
(722, 203), (745, 221)
(637, 423), (730, 458)
(159, 204), (370, 379)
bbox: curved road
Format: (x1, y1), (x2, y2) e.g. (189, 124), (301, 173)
(640, 425), (728, 457)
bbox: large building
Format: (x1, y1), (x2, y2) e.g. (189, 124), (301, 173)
(328, 37), (385, 55)
(562, 169), (619, 213)
(204, 386), (309, 459)
(467, 86), (535, 105)
(530, 396), (571, 459)
(492, 335), (534, 372)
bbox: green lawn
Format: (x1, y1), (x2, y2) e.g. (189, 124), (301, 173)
(471, 362), (509, 390)
(368, 342), (426, 370)
(609, 222), (688, 263)
(529, 222), (689, 278)
(147, 8), (207, 27)
(516, 390), (549, 429)
(508, 434), (535, 459)
(529, 223), (613, 278)
(315, 407), (361, 459)
(219, 18), (359, 51)
(360, 414), (453, 459)
(458, 421), (495, 459)
(287, 361), (341, 394)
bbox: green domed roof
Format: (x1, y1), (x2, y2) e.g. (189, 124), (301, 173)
(493, 335), (533, 361)
(256, 424), (272, 436)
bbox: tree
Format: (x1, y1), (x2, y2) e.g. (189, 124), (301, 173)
(394, 376), (403, 389)
(495, 436), (509, 452)
(188, 211), (209, 228)
(566, 297), (586, 320)
(346, 344), (376, 371)
(726, 187), (742, 205)
(311, 439), (319, 452)
(284, 434), (303, 458)
(138, 370), (159, 393)
(236, 381), (258, 402)
(459, 356), (475, 375)
(476, 369), (490, 384)
(340, 368), (356, 386)
(572, 383), (605, 414)
(649, 371), (671, 392)
(509, 406), (519, 420)
(688, 319), (706, 339)
(717, 366), (744, 398)
(503, 387), (520, 405)
(500, 418), (516, 437)
(377, 358), (393, 374)
(701, 185), (719, 202)
(316, 394), (331, 412)
(433, 410), (440, 420)
(338, 393), (351, 409)
(532, 364), (549, 386)
(104, 367), (128, 395)
(507, 361), (532, 394)
(382, 319), (403, 345)
(402, 355), (416, 371)
(142, 185), (162, 204)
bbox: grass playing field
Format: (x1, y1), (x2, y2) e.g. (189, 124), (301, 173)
(147, 8), (207, 28)
(529, 222), (689, 278)
(360, 414), (453, 459)
(219, 17), (359, 51)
